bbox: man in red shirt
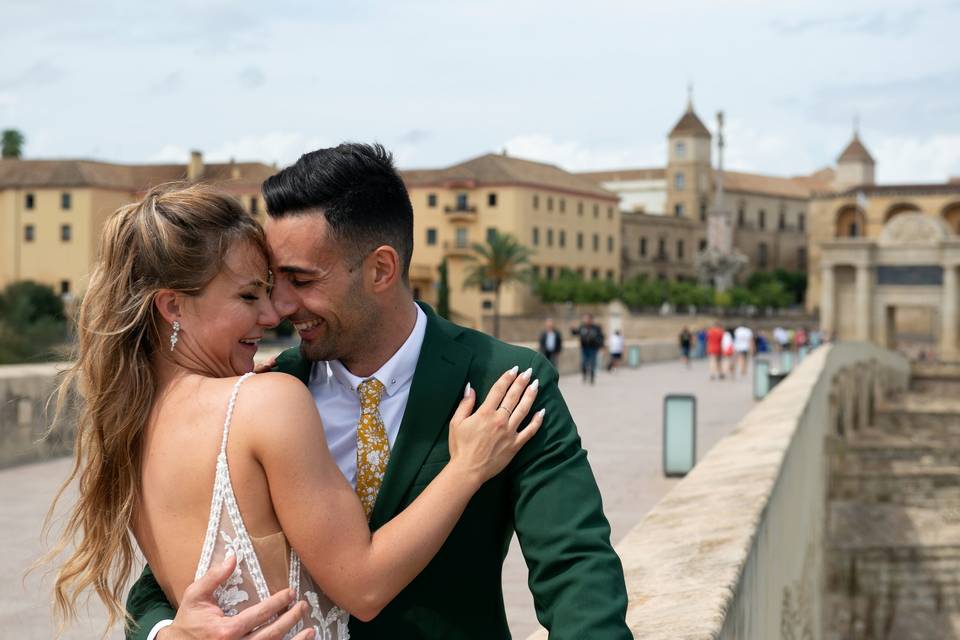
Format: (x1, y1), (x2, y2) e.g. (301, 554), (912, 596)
(706, 320), (725, 380)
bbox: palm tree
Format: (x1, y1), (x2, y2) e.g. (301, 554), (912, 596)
(1, 129), (25, 159)
(463, 231), (534, 338)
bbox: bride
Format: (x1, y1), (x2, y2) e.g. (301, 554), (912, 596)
(43, 184), (543, 638)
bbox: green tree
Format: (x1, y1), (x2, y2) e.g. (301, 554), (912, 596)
(1, 129), (25, 159)
(463, 231), (533, 338)
(436, 258), (450, 320)
(0, 280), (67, 363)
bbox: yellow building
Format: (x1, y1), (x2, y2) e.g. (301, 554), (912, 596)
(402, 153), (620, 328)
(0, 152), (275, 297)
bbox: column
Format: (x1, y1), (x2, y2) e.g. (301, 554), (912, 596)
(820, 264), (835, 336)
(855, 264), (872, 342)
(942, 265), (959, 361)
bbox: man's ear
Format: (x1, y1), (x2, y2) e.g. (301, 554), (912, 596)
(367, 245), (401, 293)
(154, 290), (182, 325)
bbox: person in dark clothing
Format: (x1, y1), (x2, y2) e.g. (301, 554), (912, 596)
(679, 326), (692, 368)
(571, 313), (604, 384)
(539, 317), (563, 366)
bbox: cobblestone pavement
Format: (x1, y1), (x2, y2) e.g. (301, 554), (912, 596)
(1, 357), (755, 639)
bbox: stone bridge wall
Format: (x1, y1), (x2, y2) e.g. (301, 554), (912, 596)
(528, 342), (909, 639)
(0, 363), (75, 469)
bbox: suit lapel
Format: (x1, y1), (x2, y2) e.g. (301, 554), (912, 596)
(369, 304), (472, 528)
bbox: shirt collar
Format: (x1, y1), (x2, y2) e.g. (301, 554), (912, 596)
(324, 303), (427, 397)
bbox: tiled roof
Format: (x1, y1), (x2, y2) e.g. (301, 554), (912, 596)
(837, 135), (874, 164)
(669, 108), (711, 138)
(721, 168), (833, 199)
(0, 158), (276, 192)
(401, 153), (617, 200)
(832, 182), (960, 198)
(576, 167), (666, 183)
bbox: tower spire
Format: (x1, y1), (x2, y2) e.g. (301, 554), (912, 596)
(853, 114), (860, 138)
(686, 82), (694, 112)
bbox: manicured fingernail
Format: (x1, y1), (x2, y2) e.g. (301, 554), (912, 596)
(530, 378), (539, 391)
(508, 365), (519, 375)
(537, 408), (546, 418)
(464, 382), (472, 398)
(521, 367), (533, 380)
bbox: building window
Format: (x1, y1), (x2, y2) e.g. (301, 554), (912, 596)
(250, 197), (259, 214)
(607, 236), (614, 253)
(640, 237), (647, 257)
(606, 269), (614, 281)
(559, 198), (566, 213)
(675, 172), (685, 190)
(456, 193), (469, 210)
(559, 230), (566, 248)
(488, 192), (497, 207)
(592, 233), (599, 251)
(758, 242), (768, 268)
(426, 228), (437, 245)
(577, 201), (584, 216)
(532, 265), (541, 278)
(738, 205), (746, 228)
(758, 209), (766, 230)
(61, 224), (71, 242)
(428, 193), (437, 207)
(545, 196), (553, 212)
(658, 238), (667, 259)
(61, 192), (72, 210)
(778, 211), (786, 231)
(797, 247), (808, 270)
(798, 213), (806, 232)
(486, 227), (497, 244)
(533, 194), (539, 209)
(455, 227), (468, 248)
(593, 204), (599, 218)
(677, 239), (684, 259)
(674, 203), (684, 217)
(576, 267), (585, 278)
(60, 280), (71, 295)
(25, 193), (34, 209)
(546, 266), (555, 280)
(546, 228), (554, 247)
(482, 300), (493, 310)
(699, 239), (707, 251)
(608, 206), (614, 219)
(699, 200), (707, 222)
(591, 269), (599, 280)
(532, 227), (539, 246)
(24, 224), (35, 242)
(577, 232), (584, 250)
(675, 141), (686, 158)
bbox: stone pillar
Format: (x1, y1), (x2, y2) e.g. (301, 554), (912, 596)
(855, 264), (872, 342)
(820, 265), (835, 336)
(942, 265), (959, 361)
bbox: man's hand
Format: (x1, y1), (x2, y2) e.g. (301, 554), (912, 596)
(254, 356), (279, 374)
(157, 555), (314, 640)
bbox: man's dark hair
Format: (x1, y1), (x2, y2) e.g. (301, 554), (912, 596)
(263, 143), (414, 281)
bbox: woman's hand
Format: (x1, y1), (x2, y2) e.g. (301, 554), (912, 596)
(447, 366), (545, 488)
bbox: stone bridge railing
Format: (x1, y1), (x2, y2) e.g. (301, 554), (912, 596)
(528, 342), (909, 639)
(0, 362), (74, 469)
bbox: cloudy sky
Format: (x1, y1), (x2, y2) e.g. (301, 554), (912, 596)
(1, 0), (958, 183)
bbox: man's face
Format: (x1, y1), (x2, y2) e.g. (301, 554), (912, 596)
(545, 319), (554, 331)
(266, 213), (373, 362)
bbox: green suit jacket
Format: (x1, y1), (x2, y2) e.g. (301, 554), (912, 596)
(125, 303), (629, 639)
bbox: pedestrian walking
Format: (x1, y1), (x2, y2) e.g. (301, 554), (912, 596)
(571, 313), (605, 385)
(607, 329), (624, 372)
(706, 321), (725, 380)
(733, 323), (754, 377)
(679, 326), (693, 368)
(721, 328), (735, 379)
(539, 318), (563, 367)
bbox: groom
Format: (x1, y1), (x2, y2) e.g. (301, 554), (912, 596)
(126, 143), (629, 639)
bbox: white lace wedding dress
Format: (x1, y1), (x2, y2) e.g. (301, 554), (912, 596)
(193, 372), (350, 640)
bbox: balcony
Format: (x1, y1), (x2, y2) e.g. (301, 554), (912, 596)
(444, 204), (478, 222)
(443, 240), (473, 258)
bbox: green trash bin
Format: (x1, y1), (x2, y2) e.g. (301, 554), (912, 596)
(627, 345), (641, 368)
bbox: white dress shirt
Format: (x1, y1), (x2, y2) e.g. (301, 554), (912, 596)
(308, 303), (427, 487)
(146, 303), (427, 639)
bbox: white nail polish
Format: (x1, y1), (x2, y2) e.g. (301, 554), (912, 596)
(537, 408), (546, 418)
(464, 382), (472, 398)
(508, 365), (519, 375)
(530, 378), (539, 391)
(521, 367), (533, 380)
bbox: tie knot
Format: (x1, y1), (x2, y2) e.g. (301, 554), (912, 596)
(358, 378), (385, 412)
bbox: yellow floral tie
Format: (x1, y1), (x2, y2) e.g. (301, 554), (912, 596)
(356, 378), (389, 518)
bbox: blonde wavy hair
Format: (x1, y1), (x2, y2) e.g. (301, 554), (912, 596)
(38, 182), (268, 636)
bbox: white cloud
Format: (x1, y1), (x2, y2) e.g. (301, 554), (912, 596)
(500, 134), (664, 172)
(149, 132), (332, 167)
(874, 134), (960, 183)
(0, 92), (17, 108)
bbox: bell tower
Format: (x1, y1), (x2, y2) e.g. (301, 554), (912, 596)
(665, 87), (712, 220)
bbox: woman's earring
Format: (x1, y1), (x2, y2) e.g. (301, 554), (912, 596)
(170, 320), (180, 352)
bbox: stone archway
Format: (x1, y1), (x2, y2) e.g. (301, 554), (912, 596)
(835, 205), (866, 237)
(884, 202), (922, 223)
(942, 201), (960, 235)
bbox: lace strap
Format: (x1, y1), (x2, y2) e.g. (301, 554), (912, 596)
(220, 372), (255, 457)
